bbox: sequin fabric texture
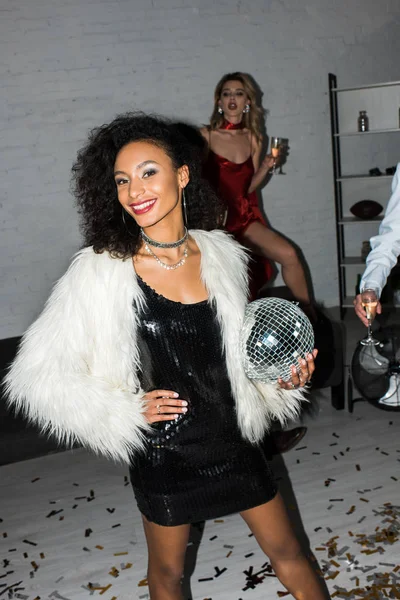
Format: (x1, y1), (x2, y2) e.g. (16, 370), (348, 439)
(129, 277), (277, 526)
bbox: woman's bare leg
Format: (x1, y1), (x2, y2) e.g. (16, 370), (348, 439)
(243, 221), (312, 307)
(142, 515), (190, 600)
(240, 493), (329, 599)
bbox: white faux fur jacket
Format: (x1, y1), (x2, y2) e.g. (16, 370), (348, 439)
(4, 229), (305, 464)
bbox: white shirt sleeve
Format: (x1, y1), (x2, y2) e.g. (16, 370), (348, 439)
(360, 163), (400, 298)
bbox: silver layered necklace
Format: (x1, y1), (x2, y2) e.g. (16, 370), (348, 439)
(140, 227), (189, 271)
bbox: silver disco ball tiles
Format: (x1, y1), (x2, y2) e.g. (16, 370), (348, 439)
(240, 297), (315, 384)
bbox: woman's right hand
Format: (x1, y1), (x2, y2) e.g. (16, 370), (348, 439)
(353, 293), (382, 326)
(143, 390), (188, 424)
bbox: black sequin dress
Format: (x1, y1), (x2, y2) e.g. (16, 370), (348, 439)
(129, 276), (277, 526)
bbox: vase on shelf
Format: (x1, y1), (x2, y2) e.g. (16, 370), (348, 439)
(357, 111), (369, 132)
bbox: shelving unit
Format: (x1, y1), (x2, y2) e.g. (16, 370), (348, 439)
(337, 175), (392, 181)
(334, 128), (400, 137)
(328, 73), (400, 317)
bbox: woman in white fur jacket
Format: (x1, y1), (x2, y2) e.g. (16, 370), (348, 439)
(4, 114), (327, 600)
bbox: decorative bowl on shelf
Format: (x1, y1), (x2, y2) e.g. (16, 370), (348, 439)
(350, 200), (383, 220)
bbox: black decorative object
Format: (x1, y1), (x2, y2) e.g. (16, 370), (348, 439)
(369, 167), (382, 176)
(350, 200), (383, 219)
(386, 166), (396, 175)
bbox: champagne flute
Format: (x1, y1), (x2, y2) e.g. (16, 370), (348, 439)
(360, 288), (380, 345)
(277, 137), (289, 174)
(270, 137), (280, 174)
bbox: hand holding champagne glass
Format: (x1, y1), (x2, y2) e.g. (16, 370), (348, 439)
(360, 288), (380, 345)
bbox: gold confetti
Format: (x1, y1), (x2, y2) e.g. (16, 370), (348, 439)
(325, 570), (340, 580)
(99, 584), (112, 595)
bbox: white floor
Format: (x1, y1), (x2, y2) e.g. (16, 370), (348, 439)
(1, 393), (399, 600)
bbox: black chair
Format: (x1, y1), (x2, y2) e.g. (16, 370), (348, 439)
(0, 336), (61, 465)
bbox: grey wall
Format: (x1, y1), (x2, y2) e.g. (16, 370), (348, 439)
(1, 0), (400, 337)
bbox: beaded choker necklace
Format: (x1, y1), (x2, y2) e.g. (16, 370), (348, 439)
(220, 119), (244, 130)
(140, 228), (189, 270)
(140, 227), (188, 249)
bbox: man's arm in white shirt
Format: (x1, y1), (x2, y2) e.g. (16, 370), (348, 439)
(360, 163), (400, 297)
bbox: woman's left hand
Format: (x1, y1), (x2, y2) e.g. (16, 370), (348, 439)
(277, 349), (318, 390)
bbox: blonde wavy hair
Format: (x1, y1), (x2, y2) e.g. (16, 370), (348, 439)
(209, 72), (264, 142)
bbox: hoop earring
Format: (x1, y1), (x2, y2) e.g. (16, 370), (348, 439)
(182, 188), (188, 226)
(218, 106), (223, 115)
(121, 208), (137, 236)
(243, 104), (250, 114)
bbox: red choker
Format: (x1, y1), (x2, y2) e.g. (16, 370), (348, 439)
(220, 119), (244, 130)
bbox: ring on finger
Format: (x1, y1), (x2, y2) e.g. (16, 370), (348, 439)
(290, 382), (297, 389)
(156, 404), (161, 415)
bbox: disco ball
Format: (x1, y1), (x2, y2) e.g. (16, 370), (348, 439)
(240, 297), (315, 384)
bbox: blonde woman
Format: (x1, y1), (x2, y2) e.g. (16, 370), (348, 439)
(201, 73), (316, 454)
(201, 72), (315, 317)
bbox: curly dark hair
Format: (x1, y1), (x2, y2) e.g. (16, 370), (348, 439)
(71, 112), (223, 257)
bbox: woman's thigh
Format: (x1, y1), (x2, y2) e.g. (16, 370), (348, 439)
(243, 222), (298, 265)
(142, 515), (191, 573)
(240, 492), (302, 560)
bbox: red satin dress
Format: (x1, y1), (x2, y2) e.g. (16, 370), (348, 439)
(203, 148), (273, 300)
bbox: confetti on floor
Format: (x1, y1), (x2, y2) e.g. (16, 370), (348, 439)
(0, 398), (399, 599)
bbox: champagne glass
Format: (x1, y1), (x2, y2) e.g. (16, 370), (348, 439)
(277, 137), (289, 174)
(270, 137), (280, 174)
(360, 288), (380, 345)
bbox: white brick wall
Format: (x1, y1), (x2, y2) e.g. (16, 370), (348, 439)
(1, 0), (400, 337)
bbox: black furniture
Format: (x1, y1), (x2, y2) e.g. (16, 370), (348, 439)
(328, 73), (400, 319)
(0, 336), (60, 465)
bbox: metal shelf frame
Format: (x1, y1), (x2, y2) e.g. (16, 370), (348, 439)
(328, 73), (400, 318)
